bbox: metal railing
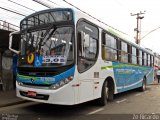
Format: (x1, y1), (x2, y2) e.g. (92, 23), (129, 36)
(0, 20), (19, 31)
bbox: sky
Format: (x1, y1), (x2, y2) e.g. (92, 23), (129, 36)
(0, 0), (160, 53)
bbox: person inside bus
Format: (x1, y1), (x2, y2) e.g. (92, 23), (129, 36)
(46, 50), (50, 56)
(50, 49), (56, 56)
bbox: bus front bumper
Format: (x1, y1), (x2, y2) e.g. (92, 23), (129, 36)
(16, 82), (76, 105)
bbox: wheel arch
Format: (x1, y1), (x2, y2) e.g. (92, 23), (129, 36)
(101, 76), (115, 100)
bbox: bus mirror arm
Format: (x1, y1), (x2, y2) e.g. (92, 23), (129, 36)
(9, 31), (20, 54)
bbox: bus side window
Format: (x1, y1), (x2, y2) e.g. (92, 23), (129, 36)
(77, 21), (98, 73)
(78, 31), (87, 57)
(121, 42), (128, 63)
(101, 32), (118, 61)
(139, 50), (143, 66)
(101, 32), (107, 60)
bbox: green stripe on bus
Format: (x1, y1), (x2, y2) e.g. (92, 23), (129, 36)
(101, 64), (149, 70)
(17, 74), (39, 80)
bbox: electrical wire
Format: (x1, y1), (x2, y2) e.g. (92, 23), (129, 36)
(32, 0), (51, 8)
(7, 0), (36, 12)
(0, 0), (31, 15)
(46, 0), (62, 7)
(0, 6), (26, 16)
(140, 26), (160, 40)
(62, 0), (130, 36)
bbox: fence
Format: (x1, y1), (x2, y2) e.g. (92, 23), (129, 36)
(0, 20), (19, 31)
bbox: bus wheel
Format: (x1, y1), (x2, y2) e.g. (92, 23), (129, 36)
(139, 77), (146, 91)
(98, 80), (109, 106)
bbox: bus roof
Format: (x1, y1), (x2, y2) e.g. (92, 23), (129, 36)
(20, 8), (153, 55)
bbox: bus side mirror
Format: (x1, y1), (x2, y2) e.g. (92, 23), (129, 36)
(9, 31), (21, 54)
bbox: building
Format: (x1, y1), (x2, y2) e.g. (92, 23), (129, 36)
(0, 21), (19, 91)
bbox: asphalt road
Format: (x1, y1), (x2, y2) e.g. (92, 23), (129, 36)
(0, 84), (160, 120)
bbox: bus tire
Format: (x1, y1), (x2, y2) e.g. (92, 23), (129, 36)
(139, 77), (147, 91)
(98, 80), (109, 106)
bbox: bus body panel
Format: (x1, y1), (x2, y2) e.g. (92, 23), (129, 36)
(113, 61), (153, 93)
(77, 59), (106, 103)
(100, 60), (154, 93)
(16, 66), (81, 105)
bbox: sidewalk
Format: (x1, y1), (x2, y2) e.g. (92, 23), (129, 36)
(151, 80), (159, 85)
(0, 90), (28, 108)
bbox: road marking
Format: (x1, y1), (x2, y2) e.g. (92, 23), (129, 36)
(0, 102), (38, 112)
(135, 93), (141, 96)
(116, 99), (127, 104)
(87, 108), (104, 115)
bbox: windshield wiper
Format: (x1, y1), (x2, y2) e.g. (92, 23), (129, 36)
(41, 25), (57, 45)
(38, 24), (57, 51)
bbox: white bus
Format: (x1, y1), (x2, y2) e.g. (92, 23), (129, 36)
(9, 8), (154, 106)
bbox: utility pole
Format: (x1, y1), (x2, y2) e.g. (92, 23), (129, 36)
(131, 11), (145, 44)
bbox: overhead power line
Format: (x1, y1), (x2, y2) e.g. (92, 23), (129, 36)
(46, 0), (62, 7)
(141, 26), (160, 40)
(62, 0), (130, 36)
(0, 6), (26, 16)
(7, 0), (36, 12)
(32, 0), (52, 8)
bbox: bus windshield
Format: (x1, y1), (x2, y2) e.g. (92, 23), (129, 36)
(17, 9), (74, 67)
(19, 26), (74, 67)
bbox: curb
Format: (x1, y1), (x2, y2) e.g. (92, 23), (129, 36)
(0, 100), (29, 108)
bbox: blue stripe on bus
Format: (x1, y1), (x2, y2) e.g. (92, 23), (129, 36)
(17, 66), (75, 85)
(112, 62), (154, 93)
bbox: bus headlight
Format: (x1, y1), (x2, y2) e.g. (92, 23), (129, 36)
(17, 81), (23, 86)
(49, 76), (73, 90)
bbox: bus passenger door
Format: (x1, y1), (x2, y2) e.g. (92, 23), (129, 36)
(77, 32), (94, 103)
(77, 20), (99, 103)
(78, 72), (94, 103)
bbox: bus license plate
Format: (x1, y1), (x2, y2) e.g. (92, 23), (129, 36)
(27, 91), (37, 97)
